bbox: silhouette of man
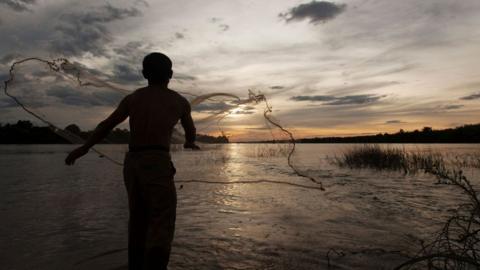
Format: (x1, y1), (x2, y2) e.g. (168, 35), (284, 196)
(65, 52), (199, 270)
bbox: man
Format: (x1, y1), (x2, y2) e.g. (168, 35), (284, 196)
(65, 52), (199, 270)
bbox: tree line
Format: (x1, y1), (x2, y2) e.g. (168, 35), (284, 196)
(297, 124), (480, 143)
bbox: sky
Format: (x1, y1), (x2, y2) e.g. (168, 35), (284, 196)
(1, 0), (480, 141)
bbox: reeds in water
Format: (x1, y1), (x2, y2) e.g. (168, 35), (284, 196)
(247, 144), (291, 158)
(334, 144), (448, 175)
(332, 144), (480, 269)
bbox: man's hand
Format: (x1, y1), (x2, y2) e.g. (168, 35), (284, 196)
(184, 142), (200, 150)
(65, 146), (89, 165)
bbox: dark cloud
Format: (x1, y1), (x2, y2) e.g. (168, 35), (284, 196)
(0, 53), (21, 64)
(290, 95), (336, 102)
(219, 24), (230, 32)
(290, 94), (385, 105)
(51, 4), (142, 57)
(233, 110), (254, 115)
(270, 85), (285, 90)
(173, 73), (196, 81)
(0, 97), (17, 108)
(113, 41), (149, 56)
(113, 64), (143, 83)
(245, 126), (271, 130)
(46, 86), (123, 107)
(0, 71), (9, 82)
(207, 17), (229, 32)
(0, 0), (36, 12)
(193, 102), (236, 112)
(175, 32), (185, 39)
(460, 93), (480, 100)
(209, 17), (222, 23)
(385, 120), (405, 124)
(443, 104), (464, 110)
(280, 1), (346, 24)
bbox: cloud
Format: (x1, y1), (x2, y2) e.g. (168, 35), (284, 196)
(0, 53), (21, 64)
(112, 64), (143, 83)
(113, 41), (150, 57)
(193, 102), (255, 114)
(290, 94), (386, 105)
(209, 17), (222, 23)
(279, 1), (346, 24)
(0, 0), (36, 12)
(207, 17), (230, 32)
(233, 110), (254, 115)
(173, 73), (196, 81)
(0, 97), (17, 108)
(0, 71), (9, 82)
(270, 85), (285, 90)
(384, 120), (405, 124)
(460, 93), (480, 100)
(351, 64), (416, 80)
(219, 24), (230, 32)
(290, 95), (336, 102)
(325, 81), (400, 96)
(51, 4), (142, 57)
(233, 105), (256, 114)
(193, 102), (236, 112)
(175, 32), (185, 39)
(442, 104), (464, 110)
(46, 86), (123, 107)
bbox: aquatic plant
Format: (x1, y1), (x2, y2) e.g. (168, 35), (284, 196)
(333, 144), (449, 175)
(333, 144), (409, 172)
(246, 143), (291, 158)
(332, 144), (480, 269)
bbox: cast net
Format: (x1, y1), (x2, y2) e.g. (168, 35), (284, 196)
(3, 57), (324, 190)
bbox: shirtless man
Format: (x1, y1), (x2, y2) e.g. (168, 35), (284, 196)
(65, 52), (199, 270)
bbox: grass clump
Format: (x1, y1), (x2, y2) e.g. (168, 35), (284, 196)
(334, 144), (447, 175)
(332, 144), (480, 269)
(335, 144), (408, 171)
(247, 144), (291, 158)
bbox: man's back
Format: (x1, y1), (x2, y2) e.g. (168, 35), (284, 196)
(127, 86), (194, 150)
(65, 52), (198, 270)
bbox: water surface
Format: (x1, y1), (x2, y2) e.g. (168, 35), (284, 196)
(1, 144), (479, 269)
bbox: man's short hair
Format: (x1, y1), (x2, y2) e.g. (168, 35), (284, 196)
(142, 52), (172, 81)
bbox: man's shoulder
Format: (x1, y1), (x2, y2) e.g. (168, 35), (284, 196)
(131, 86), (148, 95)
(167, 88), (190, 104)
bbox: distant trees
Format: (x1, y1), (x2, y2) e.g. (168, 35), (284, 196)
(65, 124), (81, 135)
(297, 124), (480, 143)
(422, 126), (433, 133)
(0, 120), (67, 144)
(0, 120), (229, 144)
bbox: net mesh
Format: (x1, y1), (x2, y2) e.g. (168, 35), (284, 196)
(3, 57), (324, 190)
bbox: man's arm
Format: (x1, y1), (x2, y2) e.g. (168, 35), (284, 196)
(180, 101), (199, 150)
(65, 96), (130, 165)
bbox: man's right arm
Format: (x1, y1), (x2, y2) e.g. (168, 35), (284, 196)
(180, 101), (199, 149)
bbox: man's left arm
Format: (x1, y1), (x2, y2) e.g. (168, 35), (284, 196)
(65, 96), (130, 165)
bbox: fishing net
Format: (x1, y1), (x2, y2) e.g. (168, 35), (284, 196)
(3, 57), (324, 190)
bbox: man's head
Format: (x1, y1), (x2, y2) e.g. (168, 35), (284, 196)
(142, 52), (173, 84)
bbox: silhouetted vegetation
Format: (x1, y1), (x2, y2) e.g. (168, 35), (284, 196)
(299, 124), (480, 143)
(246, 144), (290, 158)
(332, 145), (480, 269)
(0, 120), (228, 144)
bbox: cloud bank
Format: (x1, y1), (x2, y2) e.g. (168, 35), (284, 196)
(290, 94), (386, 105)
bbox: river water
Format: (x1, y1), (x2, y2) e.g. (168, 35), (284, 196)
(1, 144), (479, 269)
